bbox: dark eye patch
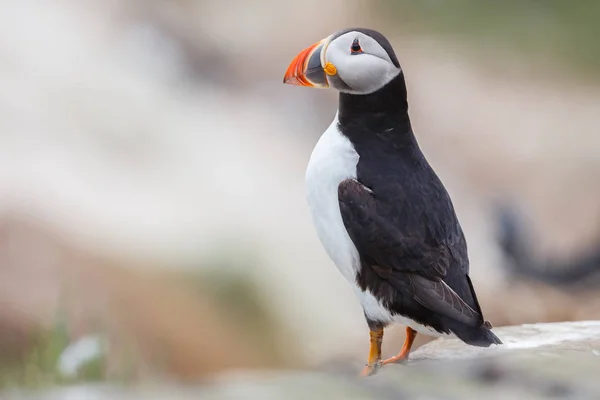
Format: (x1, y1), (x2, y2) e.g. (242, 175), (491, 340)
(351, 38), (363, 54)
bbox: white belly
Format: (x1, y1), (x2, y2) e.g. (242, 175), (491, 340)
(305, 113), (359, 283)
(304, 113), (450, 337)
(394, 315), (448, 337)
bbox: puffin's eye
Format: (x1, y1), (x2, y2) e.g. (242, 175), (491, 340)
(351, 38), (362, 54)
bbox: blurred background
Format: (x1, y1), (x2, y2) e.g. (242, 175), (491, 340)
(1, 0), (600, 389)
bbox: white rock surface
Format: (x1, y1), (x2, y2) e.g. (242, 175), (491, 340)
(410, 320), (600, 362)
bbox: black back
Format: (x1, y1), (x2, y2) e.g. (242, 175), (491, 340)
(336, 72), (494, 340)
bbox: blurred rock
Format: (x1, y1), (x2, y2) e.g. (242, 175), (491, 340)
(0, 215), (286, 384)
(5, 321), (600, 399)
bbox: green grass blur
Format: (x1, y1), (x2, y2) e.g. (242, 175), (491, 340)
(379, 1), (600, 80)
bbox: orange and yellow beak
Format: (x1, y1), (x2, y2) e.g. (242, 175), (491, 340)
(283, 38), (335, 88)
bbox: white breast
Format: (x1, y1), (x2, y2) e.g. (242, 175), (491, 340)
(305, 112), (393, 324)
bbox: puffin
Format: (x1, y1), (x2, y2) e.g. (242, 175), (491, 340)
(283, 28), (502, 376)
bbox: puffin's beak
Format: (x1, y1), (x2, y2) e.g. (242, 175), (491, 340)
(283, 38), (331, 88)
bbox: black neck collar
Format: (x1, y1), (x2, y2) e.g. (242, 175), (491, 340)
(337, 72), (411, 132)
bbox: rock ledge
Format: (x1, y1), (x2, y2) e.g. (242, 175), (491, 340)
(5, 321), (600, 400)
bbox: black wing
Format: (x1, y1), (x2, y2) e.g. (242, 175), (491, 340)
(338, 178), (484, 327)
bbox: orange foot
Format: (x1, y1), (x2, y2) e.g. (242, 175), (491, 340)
(381, 327), (417, 365)
(360, 328), (383, 377)
(360, 360), (382, 377)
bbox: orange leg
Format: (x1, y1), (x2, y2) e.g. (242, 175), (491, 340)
(360, 328), (383, 377)
(381, 327), (417, 365)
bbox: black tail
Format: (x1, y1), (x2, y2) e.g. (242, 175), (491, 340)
(447, 319), (503, 347)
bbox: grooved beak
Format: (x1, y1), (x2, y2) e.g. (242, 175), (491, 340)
(283, 38), (329, 88)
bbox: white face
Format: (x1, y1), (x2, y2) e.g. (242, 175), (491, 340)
(323, 31), (401, 95)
